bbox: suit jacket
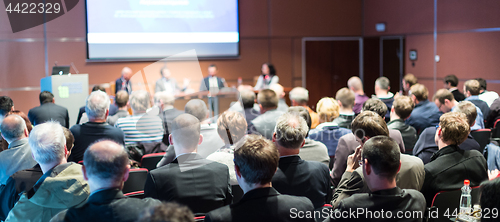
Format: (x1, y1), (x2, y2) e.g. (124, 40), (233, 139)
(51, 188), (161, 222)
(451, 88), (466, 102)
(28, 103), (69, 128)
(115, 77), (132, 94)
(466, 96), (490, 119)
(272, 156), (332, 209)
(205, 187), (315, 222)
(200, 76), (226, 91)
(249, 109), (285, 140)
(299, 139), (330, 166)
(387, 119), (418, 153)
(160, 108), (184, 134)
(0, 138), (37, 185)
(331, 154), (425, 208)
(406, 100), (442, 133)
(144, 153), (232, 213)
(330, 187), (426, 222)
(413, 127), (480, 164)
(331, 130), (405, 187)
(420, 145), (488, 207)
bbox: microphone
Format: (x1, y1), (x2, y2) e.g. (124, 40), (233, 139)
(70, 62), (79, 74)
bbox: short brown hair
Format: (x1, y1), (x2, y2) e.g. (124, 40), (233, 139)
(62, 127), (74, 152)
(362, 98), (388, 118)
(444, 75), (459, 87)
(351, 111), (389, 139)
(410, 84), (428, 101)
(404, 74), (418, 86)
(433, 89), (455, 104)
(455, 101), (477, 127)
(217, 111), (247, 145)
(234, 135), (279, 185)
(438, 112), (469, 145)
(393, 96), (414, 120)
(257, 89), (278, 108)
(316, 97), (340, 122)
(464, 79), (481, 95)
(335, 88), (355, 108)
(115, 90), (129, 108)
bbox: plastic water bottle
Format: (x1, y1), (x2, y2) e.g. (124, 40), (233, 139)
(460, 180), (472, 214)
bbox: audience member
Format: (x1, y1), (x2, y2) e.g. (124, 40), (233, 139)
(402, 73), (418, 95)
(0, 96), (14, 125)
(486, 98), (500, 128)
(68, 90), (125, 163)
(464, 79), (490, 118)
(289, 87), (319, 129)
(271, 113), (332, 209)
(115, 90), (164, 144)
(476, 77), (499, 107)
(204, 134), (314, 222)
(406, 83), (442, 133)
(413, 101), (481, 164)
(200, 64), (227, 91)
(248, 89), (285, 140)
(138, 202), (195, 222)
(387, 96), (417, 153)
(51, 140), (161, 222)
(155, 91), (183, 137)
(28, 91), (69, 128)
(77, 85), (118, 124)
(1, 110), (32, 152)
(144, 114), (232, 214)
(0, 127), (72, 221)
(239, 89), (260, 126)
(333, 87), (356, 129)
(155, 67), (188, 94)
(6, 122), (89, 221)
(480, 178), (500, 222)
(115, 67), (133, 94)
(107, 90), (130, 126)
(328, 136), (426, 222)
(288, 106), (329, 166)
(433, 88), (484, 130)
(207, 111), (248, 185)
(347, 76), (369, 114)
(308, 97), (351, 169)
(444, 74), (465, 101)
(420, 112), (488, 207)
(269, 83), (289, 112)
(254, 63), (279, 90)
(0, 115), (37, 185)
(373, 77), (394, 121)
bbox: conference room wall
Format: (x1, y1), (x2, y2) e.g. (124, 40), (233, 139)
(364, 0), (500, 98)
(0, 0), (363, 115)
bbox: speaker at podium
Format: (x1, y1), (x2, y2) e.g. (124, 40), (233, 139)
(40, 74), (89, 127)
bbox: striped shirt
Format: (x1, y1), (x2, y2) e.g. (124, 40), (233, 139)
(115, 113), (164, 144)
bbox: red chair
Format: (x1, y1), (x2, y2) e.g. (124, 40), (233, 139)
(141, 152), (166, 171)
(123, 168), (149, 194)
(428, 186), (481, 222)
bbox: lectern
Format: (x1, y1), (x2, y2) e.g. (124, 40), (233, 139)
(40, 74), (89, 127)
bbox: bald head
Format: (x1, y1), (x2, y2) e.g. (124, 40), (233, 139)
(348, 76), (363, 92)
(122, 67), (133, 81)
(0, 114), (27, 143)
(84, 140), (129, 184)
(184, 99), (209, 122)
(170, 114), (201, 153)
(270, 84), (285, 99)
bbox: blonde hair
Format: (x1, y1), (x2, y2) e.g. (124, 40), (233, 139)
(439, 112), (469, 145)
(316, 97), (340, 123)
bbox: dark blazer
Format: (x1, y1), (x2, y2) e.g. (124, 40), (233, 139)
(199, 76), (226, 91)
(244, 108), (260, 126)
(387, 119), (418, 153)
(451, 88), (466, 102)
(332, 114), (355, 129)
(468, 98), (490, 119)
(413, 127), (480, 164)
(380, 97), (394, 122)
(115, 78), (132, 94)
(331, 130), (405, 187)
(406, 100), (442, 133)
(28, 103), (69, 128)
(486, 98), (500, 128)
(51, 188), (161, 222)
(205, 187), (315, 222)
(144, 153), (232, 213)
(420, 145), (488, 207)
(272, 156), (332, 209)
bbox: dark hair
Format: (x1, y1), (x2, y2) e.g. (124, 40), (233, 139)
(351, 111), (389, 139)
(83, 140), (129, 181)
(265, 63), (276, 76)
(257, 89), (278, 108)
(62, 127), (74, 152)
(0, 96), (13, 116)
(39, 91), (54, 104)
(362, 136), (401, 180)
(362, 98), (388, 118)
(92, 85), (106, 92)
(444, 75), (459, 87)
(234, 135), (279, 185)
(115, 90), (129, 108)
(288, 106), (312, 135)
(475, 78), (487, 91)
(138, 202), (195, 222)
(480, 178), (500, 222)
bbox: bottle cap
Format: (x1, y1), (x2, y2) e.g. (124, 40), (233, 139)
(464, 180), (470, 185)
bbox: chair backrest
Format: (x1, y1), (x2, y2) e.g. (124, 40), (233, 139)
(429, 186), (481, 222)
(471, 129), (491, 154)
(231, 184), (244, 203)
(494, 119), (500, 128)
(141, 152), (166, 171)
(122, 168), (149, 194)
(123, 190), (144, 199)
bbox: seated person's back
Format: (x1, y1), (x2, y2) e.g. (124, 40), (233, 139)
(387, 96), (418, 153)
(332, 88), (356, 129)
(249, 89), (285, 140)
(28, 91), (69, 128)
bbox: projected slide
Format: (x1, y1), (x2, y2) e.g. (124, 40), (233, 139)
(86, 0), (239, 60)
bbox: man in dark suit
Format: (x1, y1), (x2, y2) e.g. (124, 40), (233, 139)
(144, 114), (232, 214)
(326, 136), (426, 222)
(444, 74), (466, 102)
(387, 96), (417, 154)
(240, 89), (260, 125)
(205, 134), (315, 222)
(271, 112), (332, 209)
(51, 140), (161, 222)
(248, 89), (285, 140)
(420, 112), (488, 207)
(28, 91), (69, 128)
(115, 67), (133, 94)
(406, 84), (442, 133)
(199, 64), (227, 92)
